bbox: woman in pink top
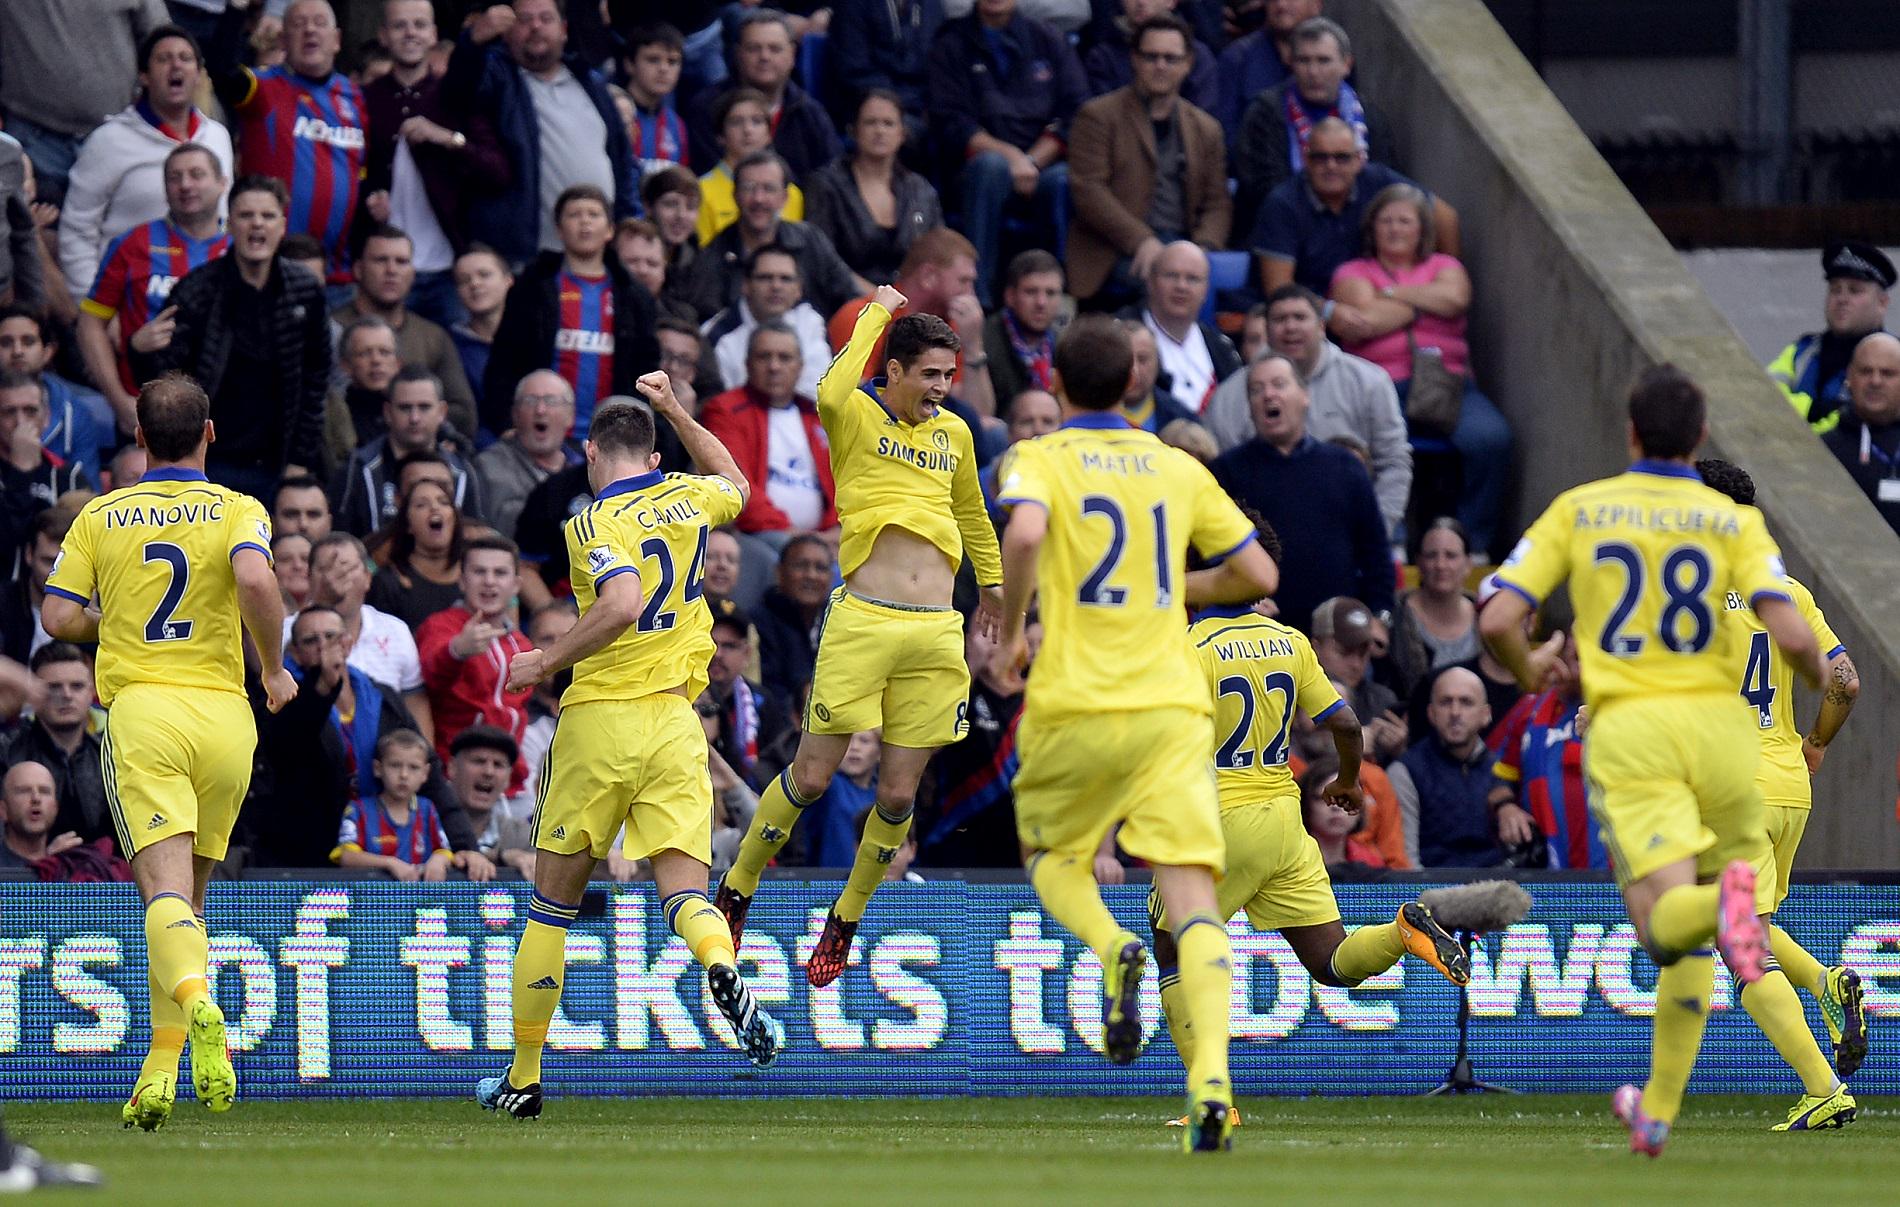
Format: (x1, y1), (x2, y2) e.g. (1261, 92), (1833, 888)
(1324, 184), (1511, 557)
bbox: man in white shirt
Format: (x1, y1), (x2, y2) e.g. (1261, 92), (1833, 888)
(295, 531), (434, 740)
(1133, 240), (1240, 416)
(704, 243), (830, 399)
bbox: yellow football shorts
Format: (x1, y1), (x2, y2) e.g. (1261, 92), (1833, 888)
(1014, 705), (1225, 872)
(805, 587), (968, 748)
(1584, 691), (1770, 890)
(102, 684), (256, 862)
(1150, 794), (1341, 934)
(1750, 804), (1810, 912)
(533, 693), (713, 862)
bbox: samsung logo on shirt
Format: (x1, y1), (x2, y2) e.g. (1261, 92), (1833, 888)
(555, 329), (614, 353)
(875, 437), (958, 473)
(292, 115), (365, 149)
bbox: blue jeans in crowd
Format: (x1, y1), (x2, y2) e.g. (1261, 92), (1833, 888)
(958, 155), (1069, 307)
(1397, 376), (1512, 558)
(405, 269), (466, 330)
(4, 114), (79, 205)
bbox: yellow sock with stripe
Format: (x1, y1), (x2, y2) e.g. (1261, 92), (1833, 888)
(141, 969), (187, 1083)
(725, 769), (816, 897)
(1641, 952), (1714, 1125)
(1028, 850), (1125, 964)
(1174, 913), (1233, 1099)
(144, 893), (209, 1010)
(1739, 963), (1839, 1097)
(1158, 970), (1195, 1071)
(1771, 925), (1827, 997)
(834, 804), (912, 924)
(507, 893), (576, 1087)
(1645, 884), (1719, 961)
(1330, 922), (1407, 986)
(665, 890), (738, 969)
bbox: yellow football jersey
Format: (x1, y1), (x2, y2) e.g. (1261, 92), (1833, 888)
(1190, 610), (1344, 808)
(816, 303), (1004, 586)
(1494, 461), (1789, 709)
(562, 469), (743, 707)
(43, 470), (271, 706)
(1726, 573), (1843, 809)
(997, 415), (1257, 722)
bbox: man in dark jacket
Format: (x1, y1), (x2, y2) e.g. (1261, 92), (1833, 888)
(826, 0), (944, 135)
(246, 604), (493, 874)
(752, 533), (833, 709)
(442, 0), (639, 268)
(3, 643), (107, 847)
(926, 0), (1087, 305)
(481, 184), (658, 438)
(688, 11), (840, 180)
(333, 366), (485, 535)
(133, 175), (330, 496)
(1387, 666), (1518, 869)
(673, 152), (865, 324)
(0, 374), (92, 571)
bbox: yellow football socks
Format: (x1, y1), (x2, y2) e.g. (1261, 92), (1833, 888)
(1771, 925), (1827, 997)
(508, 894), (577, 1087)
(1330, 922), (1407, 986)
(141, 969), (187, 1083)
(726, 770), (815, 897)
(1028, 850), (1124, 963)
(834, 805), (911, 924)
(1645, 884), (1720, 960)
(144, 893), (209, 1010)
(665, 890), (737, 968)
(1174, 913), (1233, 1099)
(1159, 973), (1195, 1069)
(1740, 967), (1839, 1097)
(1642, 953), (1715, 1125)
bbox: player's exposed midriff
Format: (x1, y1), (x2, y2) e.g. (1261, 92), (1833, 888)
(847, 524), (956, 607)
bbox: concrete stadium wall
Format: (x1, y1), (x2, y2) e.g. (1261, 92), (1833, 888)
(1329, 0), (1900, 867)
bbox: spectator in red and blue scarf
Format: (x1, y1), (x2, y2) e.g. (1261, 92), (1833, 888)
(981, 250), (1066, 412)
(76, 143), (229, 424)
(481, 184), (659, 438)
(624, 23), (689, 177)
(1487, 621), (1604, 869)
(334, 729), (454, 880)
(212, 0), (367, 289)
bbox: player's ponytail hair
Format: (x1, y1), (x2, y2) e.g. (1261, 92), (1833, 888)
(136, 372), (211, 463)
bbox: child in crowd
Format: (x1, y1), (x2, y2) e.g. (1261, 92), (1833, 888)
(334, 730), (453, 882)
(696, 88), (803, 245)
(1299, 756), (1386, 870)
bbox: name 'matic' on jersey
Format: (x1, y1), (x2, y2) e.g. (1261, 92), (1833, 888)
(995, 414), (1257, 721)
(1492, 461), (1789, 708)
(561, 469), (743, 706)
(1725, 574), (1845, 808)
(42, 471), (272, 705)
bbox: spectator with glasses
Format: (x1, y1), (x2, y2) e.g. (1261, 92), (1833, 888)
(474, 369), (580, 540)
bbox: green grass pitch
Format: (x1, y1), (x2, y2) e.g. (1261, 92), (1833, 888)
(10, 1096), (1899, 1206)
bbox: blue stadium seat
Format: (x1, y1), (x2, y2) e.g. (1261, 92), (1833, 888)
(1201, 250), (1252, 325)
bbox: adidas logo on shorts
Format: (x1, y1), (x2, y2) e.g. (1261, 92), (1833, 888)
(526, 976), (559, 990)
(147, 814), (166, 830)
(551, 825), (566, 839)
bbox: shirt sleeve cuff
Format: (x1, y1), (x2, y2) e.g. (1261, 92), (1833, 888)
(79, 298), (117, 321)
(1490, 577), (1540, 609)
(1750, 589), (1793, 607)
(995, 496), (1046, 511)
(230, 542), (272, 564)
(1201, 533), (1257, 567)
(593, 565), (635, 587)
(1826, 643), (1846, 660)
(1313, 700), (1344, 723)
(43, 584), (91, 606)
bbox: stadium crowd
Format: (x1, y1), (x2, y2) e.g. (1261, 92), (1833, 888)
(1, 0), (1866, 888)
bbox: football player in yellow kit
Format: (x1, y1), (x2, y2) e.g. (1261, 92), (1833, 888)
(719, 284), (1005, 988)
(1482, 366), (1824, 1156)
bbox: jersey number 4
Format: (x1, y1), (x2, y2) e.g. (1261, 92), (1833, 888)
(1078, 496), (1172, 607)
(637, 528), (708, 632)
(1740, 630), (1776, 728)
(142, 542), (193, 643)
(1594, 541), (1713, 656)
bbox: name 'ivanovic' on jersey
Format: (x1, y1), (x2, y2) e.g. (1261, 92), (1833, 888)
(101, 499), (227, 528)
(1564, 502), (1742, 536)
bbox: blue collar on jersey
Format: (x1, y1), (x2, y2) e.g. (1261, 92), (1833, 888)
(596, 469), (664, 499)
(865, 378), (904, 424)
(1193, 603), (1256, 620)
(1059, 412), (1134, 430)
(1629, 458), (1702, 481)
(140, 467), (208, 483)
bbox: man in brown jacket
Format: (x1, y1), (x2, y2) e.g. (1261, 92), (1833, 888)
(1066, 15), (1231, 307)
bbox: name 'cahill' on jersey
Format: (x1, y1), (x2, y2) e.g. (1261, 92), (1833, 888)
(1493, 462), (1790, 708)
(1191, 611), (1344, 808)
(43, 472), (272, 705)
(997, 415), (1257, 722)
(561, 469), (743, 707)
(1726, 573), (1844, 809)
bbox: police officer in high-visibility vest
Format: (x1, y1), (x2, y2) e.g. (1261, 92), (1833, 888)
(1767, 240), (1893, 435)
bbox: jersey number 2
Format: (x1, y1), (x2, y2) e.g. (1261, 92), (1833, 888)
(637, 528), (708, 632)
(1740, 630), (1776, 728)
(142, 542), (193, 643)
(1078, 496), (1172, 607)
